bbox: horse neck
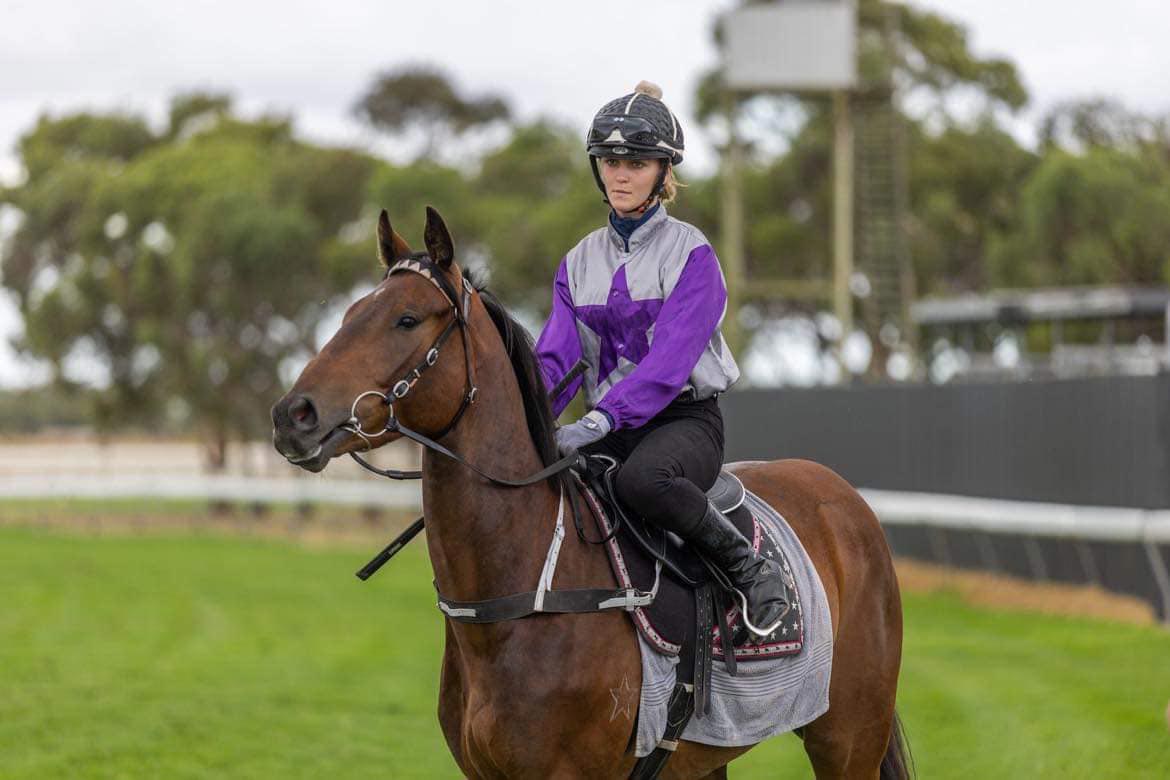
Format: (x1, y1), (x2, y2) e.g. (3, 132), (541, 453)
(419, 317), (561, 603)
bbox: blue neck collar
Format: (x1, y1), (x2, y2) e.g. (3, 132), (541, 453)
(609, 203), (660, 248)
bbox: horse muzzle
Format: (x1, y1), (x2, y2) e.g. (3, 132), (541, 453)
(271, 393), (353, 472)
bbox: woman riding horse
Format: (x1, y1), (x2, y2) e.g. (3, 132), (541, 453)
(536, 81), (788, 639)
(271, 80), (909, 779)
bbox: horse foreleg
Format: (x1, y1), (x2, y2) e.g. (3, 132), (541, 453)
(437, 621), (468, 772)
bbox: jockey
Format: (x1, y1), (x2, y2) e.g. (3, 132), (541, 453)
(535, 81), (788, 639)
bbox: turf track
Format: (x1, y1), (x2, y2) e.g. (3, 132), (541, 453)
(1, 524), (1168, 778)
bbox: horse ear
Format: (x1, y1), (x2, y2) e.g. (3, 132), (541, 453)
(423, 206), (455, 269)
(377, 210), (413, 267)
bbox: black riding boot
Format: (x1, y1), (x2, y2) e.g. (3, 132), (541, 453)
(685, 501), (789, 639)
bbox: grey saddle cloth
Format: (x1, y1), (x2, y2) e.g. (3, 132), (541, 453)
(632, 484), (835, 756)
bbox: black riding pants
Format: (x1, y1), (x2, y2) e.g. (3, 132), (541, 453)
(582, 396), (724, 538)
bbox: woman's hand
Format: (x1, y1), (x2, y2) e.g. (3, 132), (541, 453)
(555, 410), (612, 456)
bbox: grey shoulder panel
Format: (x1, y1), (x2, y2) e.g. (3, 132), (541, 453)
(565, 226), (610, 274)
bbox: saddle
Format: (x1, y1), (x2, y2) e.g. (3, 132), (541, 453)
(578, 454), (804, 661)
(574, 458), (799, 722)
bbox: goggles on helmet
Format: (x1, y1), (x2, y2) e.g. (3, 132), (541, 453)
(587, 115), (664, 150)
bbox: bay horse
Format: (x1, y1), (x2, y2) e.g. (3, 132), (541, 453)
(271, 208), (910, 779)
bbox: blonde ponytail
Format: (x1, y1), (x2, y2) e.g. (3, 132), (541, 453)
(660, 164), (685, 205)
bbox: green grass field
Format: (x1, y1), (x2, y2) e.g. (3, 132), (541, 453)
(2, 520), (1169, 778)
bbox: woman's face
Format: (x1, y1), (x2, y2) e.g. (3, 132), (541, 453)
(599, 157), (663, 217)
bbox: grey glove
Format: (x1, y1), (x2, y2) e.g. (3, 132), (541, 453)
(555, 410), (612, 456)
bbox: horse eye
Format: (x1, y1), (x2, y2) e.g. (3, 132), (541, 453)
(397, 314), (420, 330)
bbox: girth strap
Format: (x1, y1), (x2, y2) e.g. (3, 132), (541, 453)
(437, 586), (654, 623)
(437, 487), (657, 623)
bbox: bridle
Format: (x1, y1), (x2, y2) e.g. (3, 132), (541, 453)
(341, 252), (581, 489)
(335, 251), (618, 584)
(341, 253), (478, 468)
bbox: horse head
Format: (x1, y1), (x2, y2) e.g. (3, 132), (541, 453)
(272, 207), (475, 472)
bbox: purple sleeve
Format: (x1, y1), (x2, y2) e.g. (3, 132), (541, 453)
(534, 257), (583, 417)
(597, 245), (726, 430)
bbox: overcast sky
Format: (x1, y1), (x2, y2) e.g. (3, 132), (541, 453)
(2, 0), (1168, 386)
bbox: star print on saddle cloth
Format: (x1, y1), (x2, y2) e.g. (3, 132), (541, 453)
(609, 674), (637, 722)
(576, 265), (664, 384)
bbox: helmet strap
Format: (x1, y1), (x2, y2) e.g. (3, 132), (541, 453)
(589, 156), (610, 205)
(633, 161), (669, 215)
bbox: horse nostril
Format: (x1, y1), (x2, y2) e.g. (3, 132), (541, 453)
(288, 396), (318, 432)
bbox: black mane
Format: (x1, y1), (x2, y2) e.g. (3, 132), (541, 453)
(463, 269), (561, 474)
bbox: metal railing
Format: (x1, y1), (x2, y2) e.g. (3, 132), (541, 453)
(865, 489), (1170, 624)
(0, 473), (420, 509)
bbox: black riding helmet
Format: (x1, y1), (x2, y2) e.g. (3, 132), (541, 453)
(586, 81), (685, 211)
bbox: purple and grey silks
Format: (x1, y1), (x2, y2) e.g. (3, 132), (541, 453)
(534, 206), (740, 430)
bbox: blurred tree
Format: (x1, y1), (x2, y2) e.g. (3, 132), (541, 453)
(738, 112), (835, 286)
(364, 120), (605, 315)
(0, 386), (94, 433)
(909, 118), (1038, 294)
(878, 0), (1026, 114)
(696, 0), (1026, 129)
(15, 112), (159, 182)
(988, 145), (1170, 288)
(353, 66), (511, 161)
(367, 159), (476, 247)
(471, 121), (601, 307)
(1039, 98), (1170, 153)
(1, 94), (376, 468)
(166, 91), (233, 139)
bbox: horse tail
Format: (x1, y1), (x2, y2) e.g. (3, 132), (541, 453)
(880, 710), (914, 780)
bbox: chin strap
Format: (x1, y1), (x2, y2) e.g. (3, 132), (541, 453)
(634, 162), (670, 214)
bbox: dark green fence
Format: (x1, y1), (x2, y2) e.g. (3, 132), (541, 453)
(721, 374), (1170, 621)
(723, 373), (1170, 509)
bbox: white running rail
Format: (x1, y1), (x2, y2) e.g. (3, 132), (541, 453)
(861, 489), (1170, 625)
(0, 474), (420, 508)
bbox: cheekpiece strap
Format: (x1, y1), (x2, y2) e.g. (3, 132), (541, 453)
(384, 253), (479, 436)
